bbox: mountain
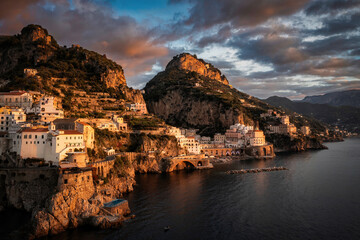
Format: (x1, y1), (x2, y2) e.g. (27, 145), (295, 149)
(302, 90), (360, 108)
(0, 24), (144, 115)
(144, 53), (327, 136)
(265, 96), (360, 133)
(144, 53), (271, 136)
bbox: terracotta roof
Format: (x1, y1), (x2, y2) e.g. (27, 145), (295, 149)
(60, 130), (83, 135)
(22, 128), (49, 133)
(77, 121), (90, 126)
(0, 91), (28, 96)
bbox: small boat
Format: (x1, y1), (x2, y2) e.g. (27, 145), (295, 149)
(164, 226), (171, 232)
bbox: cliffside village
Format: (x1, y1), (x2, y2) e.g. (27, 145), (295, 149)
(0, 90), (326, 171)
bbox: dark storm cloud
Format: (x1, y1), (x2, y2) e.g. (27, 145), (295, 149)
(169, 0), (310, 30)
(197, 25), (232, 47)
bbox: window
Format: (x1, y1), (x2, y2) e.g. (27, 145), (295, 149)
(24, 134), (27, 139)
(29, 135), (32, 139)
(26, 141), (28, 144)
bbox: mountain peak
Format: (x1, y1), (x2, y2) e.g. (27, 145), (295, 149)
(166, 53), (229, 85)
(20, 24), (56, 45)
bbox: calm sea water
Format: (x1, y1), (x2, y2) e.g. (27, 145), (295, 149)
(21, 138), (360, 239)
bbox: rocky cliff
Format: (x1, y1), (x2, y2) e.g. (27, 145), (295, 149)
(0, 24), (126, 89)
(144, 55), (269, 136)
(166, 53), (229, 85)
(266, 134), (327, 152)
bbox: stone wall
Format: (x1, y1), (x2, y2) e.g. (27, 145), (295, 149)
(0, 167), (59, 211)
(245, 144), (275, 158)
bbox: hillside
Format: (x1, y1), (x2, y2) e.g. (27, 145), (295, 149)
(302, 90), (360, 108)
(144, 53), (327, 136)
(0, 24), (144, 116)
(265, 96), (360, 133)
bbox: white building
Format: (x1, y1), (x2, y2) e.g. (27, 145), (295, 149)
(178, 136), (201, 154)
(36, 96), (64, 123)
(0, 107), (26, 132)
(0, 91), (33, 109)
(13, 127), (85, 165)
(75, 121), (95, 149)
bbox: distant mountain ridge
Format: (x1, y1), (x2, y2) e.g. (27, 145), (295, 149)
(265, 96), (360, 133)
(301, 90), (360, 108)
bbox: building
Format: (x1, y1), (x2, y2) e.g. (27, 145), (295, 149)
(214, 133), (226, 144)
(53, 118), (78, 130)
(112, 115), (127, 131)
(166, 126), (182, 138)
(0, 91), (33, 109)
(201, 148), (232, 157)
(260, 109), (274, 118)
(281, 116), (290, 125)
(269, 124), (297, 135)
(61, 152), (88, 168)
(126, 103), (148, 114)
(178, 136), (201, 154)
(75, 121), (95, 149)
(13, 127), (85, 165)
(0, 107), (26, 131)
(246, 130), (266, 146)
(24, 68), (38, 77)
(200, 136), (211, 144)
(181, 128), (197, 137)
(36, 96), (64, 123)
(301, 126), (311, 136)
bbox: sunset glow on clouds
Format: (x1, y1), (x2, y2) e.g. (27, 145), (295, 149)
(0, 0), (359, 99)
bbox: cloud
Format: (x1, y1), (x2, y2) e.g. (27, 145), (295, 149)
(0, 0), (170, 86)
(304, 0), (360, 15)
(170, 0), (310, 30)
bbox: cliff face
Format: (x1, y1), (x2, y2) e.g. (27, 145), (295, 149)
(144, 56), (269, 136)
(266, 134), (327, 152)
(0, 24), (127, 90)
(166, 53), (229, 85)
(147, 89), (243, 135)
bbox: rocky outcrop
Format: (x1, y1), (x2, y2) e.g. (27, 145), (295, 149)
(30, 169), (133, 238)
(101, 69), (126, 88)
(166, 53), (229, 85)
(144, 53), (270, 136)
(146, 89), (244, 135)
(266, 134), (327, 152)
(120, 86), (146, 104)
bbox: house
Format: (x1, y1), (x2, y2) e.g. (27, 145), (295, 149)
(53, 118), (78, 130)
(36, 96), (64, 123)
(214, 133), (226, 144)
(24, 68), (38, 77)
(126, 103), (148, 114)
(13, 127), (85, 165)
(0, 91), (33, 109)
(61, 152), (88, 168)
(0, 107), (26, 132)
(281, 116), (290, 125)
(269, 124), (297, 135)
(75, 121), (95, 149)
(301, 126), (311, 136)
(178, 136), (201, 154)
(112, 115), (127, 131)
(246, 130), (266, 146)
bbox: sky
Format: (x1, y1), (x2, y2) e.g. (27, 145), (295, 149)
(0, 0), (359, 99)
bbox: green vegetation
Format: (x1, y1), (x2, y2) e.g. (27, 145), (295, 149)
(125, 116), (162, 130)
